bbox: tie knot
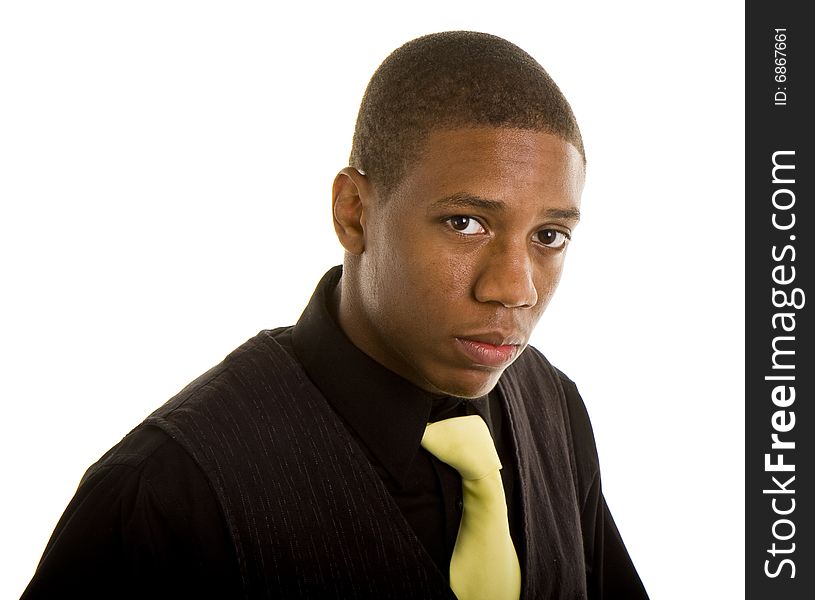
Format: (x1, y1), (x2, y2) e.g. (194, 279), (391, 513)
(421, 415), (502, 480)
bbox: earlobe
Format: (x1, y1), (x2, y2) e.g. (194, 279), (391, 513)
(332, 167), (370, 255)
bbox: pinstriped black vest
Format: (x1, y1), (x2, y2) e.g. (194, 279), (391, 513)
(145, 331), (587, 599)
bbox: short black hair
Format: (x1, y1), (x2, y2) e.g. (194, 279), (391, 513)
(350, 31), (585, 195)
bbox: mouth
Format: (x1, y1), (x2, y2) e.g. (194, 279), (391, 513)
(454, 334), (524, 368)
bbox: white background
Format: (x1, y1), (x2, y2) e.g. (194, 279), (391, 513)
(1, 2), (744, 597)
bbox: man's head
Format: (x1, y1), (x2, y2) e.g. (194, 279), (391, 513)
(349, 30), (585, 196)
(332, 32), (585, 399)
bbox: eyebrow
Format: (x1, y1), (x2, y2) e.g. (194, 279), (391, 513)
(429, 192), (581, 221)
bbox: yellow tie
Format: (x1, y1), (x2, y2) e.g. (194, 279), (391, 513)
(421, 415), (521, 600)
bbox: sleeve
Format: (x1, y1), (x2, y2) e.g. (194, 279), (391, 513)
(21, 427), (242, 599)
(557, 372), (650, 600)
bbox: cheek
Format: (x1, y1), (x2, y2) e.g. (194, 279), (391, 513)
(414, 245), (477, 304)
(388, 245), (476, 336)
(534, 261), (565, 311)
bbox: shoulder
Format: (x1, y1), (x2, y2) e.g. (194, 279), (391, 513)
(80, 425), (219, 516)
(549, 365), (600, 463)
(506, 344), (601, 474)
(506, 344), (582, 399)
(148, 328), (299, 420)
(507, 345), (591, 425)
(503, 344), (583, 415)
(88, 328), (295, 483)
(141, 329), (344, 493)
(83, 423), (237, 556)
(86, 424), (180, 468)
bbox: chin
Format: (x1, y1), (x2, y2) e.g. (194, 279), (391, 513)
(430, 368), (503, 399)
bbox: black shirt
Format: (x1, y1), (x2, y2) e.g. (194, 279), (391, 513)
(22, 267), (647, 598)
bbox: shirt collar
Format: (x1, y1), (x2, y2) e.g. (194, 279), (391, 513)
(292, 266), (470, 488)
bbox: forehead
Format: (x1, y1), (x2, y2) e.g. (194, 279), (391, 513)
(390, 127), (585, 209)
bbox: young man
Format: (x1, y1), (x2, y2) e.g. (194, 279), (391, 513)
(23, 32), (648, 599)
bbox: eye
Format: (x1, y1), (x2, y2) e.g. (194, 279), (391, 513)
(446, 216), (486, 235)
(535, 229), (570, 249)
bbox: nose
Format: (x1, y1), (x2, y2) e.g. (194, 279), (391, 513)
(473, 242), (538, 308)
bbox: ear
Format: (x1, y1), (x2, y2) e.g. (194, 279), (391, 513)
(332, 167), (374, 255)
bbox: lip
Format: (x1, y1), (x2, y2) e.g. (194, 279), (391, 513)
(454, 335), (523, 368)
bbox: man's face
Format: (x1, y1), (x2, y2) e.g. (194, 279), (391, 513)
(348, 127), (584, 398)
